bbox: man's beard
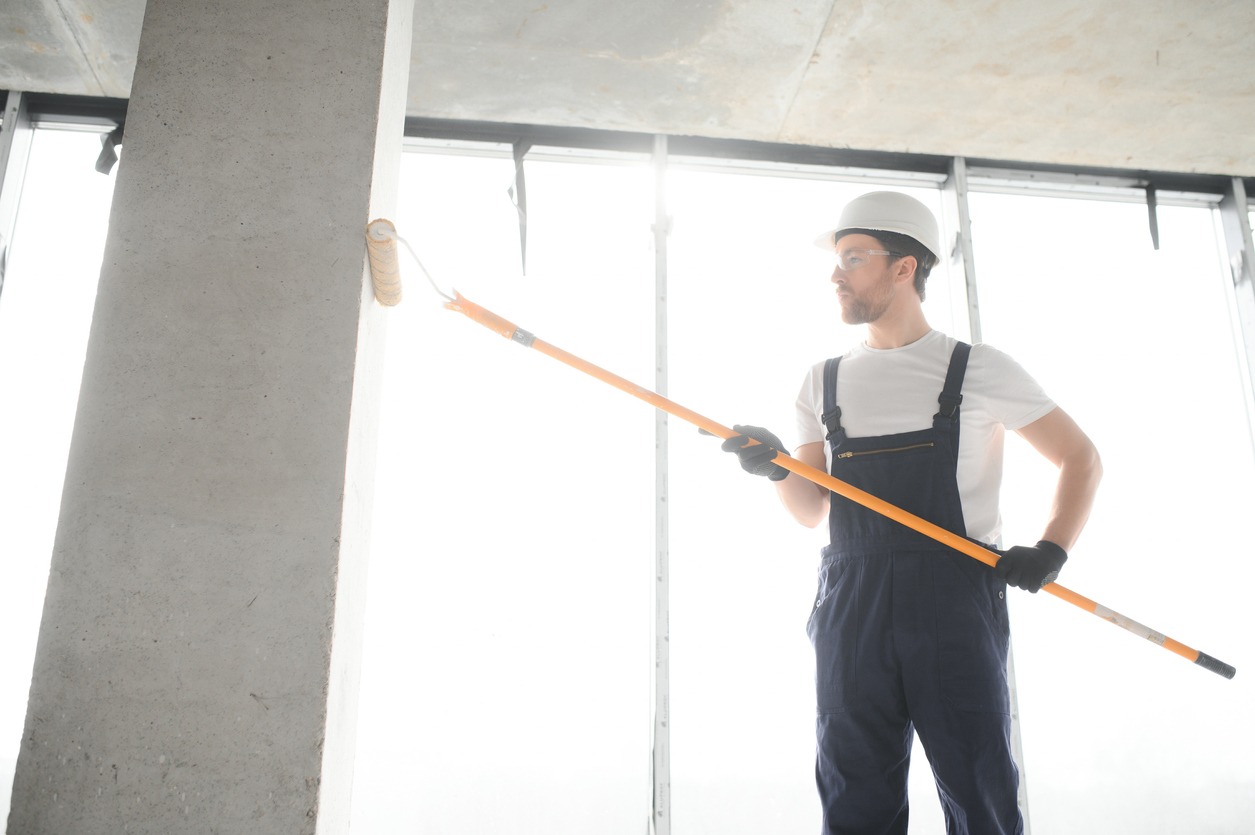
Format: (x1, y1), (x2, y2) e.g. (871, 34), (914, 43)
(839, 275), (894, 325)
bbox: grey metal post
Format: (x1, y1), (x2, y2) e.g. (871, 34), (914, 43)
(0, 90), (34, 301)
(941, 156), (981, 344)
(650, 133), (672, 835)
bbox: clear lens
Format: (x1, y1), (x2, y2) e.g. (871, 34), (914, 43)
(834, 248), (896, 270)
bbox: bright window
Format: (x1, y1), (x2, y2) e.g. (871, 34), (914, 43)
(349, 146), (657, 834)
(969, 191), (1255, 831)
(0, 128), (116, 820)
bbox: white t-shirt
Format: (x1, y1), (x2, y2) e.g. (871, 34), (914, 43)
(793, 329), (1055, 546)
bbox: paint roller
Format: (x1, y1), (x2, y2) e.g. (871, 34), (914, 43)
(365, 218), (403, 306)
(362, 219), (1237, 680)
(364, 218), (451, 307)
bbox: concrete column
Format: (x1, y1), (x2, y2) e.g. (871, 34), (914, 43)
(7, 0), (412, 832)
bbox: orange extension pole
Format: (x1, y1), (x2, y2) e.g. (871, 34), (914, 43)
(443, 291), (1236, 680)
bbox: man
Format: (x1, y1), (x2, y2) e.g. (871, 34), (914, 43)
(722, 191), (1102, 834)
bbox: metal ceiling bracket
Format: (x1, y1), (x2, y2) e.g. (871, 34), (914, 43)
(1219, 179), (1255, 431)
(509, 140), (531, 275)
(1146, 184), (1160, 250)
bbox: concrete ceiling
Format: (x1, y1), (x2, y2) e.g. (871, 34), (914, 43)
(3, 0), (1253, 178)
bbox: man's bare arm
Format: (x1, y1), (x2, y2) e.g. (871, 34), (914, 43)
(774, 442), (830, 528)
(1014, 407), (1103, 551)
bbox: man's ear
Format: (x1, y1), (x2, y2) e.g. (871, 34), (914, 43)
(893, 255), (918, 285)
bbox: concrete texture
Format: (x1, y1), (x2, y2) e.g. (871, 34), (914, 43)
(5, 0), (412, 832)
(0, 0), (142, 97)
(1, 0), (1253, 177)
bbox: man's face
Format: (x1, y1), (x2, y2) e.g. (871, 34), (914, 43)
(830, 233), (898, 325)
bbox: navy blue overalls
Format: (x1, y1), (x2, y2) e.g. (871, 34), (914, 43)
(805, 343), (1022, 835)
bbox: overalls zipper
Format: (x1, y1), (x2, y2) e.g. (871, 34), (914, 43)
(835, 441), (935, 459)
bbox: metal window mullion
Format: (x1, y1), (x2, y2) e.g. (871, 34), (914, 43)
(650, 133), (672, 835)
(1, 90), (35, 301)
(943, 157), (1032, 833)
(942, 156), (982, 344)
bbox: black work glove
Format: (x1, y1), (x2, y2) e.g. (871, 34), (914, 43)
(721, 425), (790, 482)
(996, 540), (1067, 592)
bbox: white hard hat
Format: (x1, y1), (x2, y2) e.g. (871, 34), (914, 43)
(814, 191), (943, 263)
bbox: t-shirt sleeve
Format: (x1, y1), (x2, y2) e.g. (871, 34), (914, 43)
(793, 362), (827, 450)
(974, 344), (1056, 430)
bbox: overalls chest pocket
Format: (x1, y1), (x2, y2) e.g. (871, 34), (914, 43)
(829, 426), (961, 545)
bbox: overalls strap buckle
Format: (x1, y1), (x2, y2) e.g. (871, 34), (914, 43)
(937, 393), (963, 419)
(934, 342), (972, 423)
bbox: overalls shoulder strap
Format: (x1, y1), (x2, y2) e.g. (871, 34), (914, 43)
(933, 341), (972, 428)
(821, 356), (845, 448)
